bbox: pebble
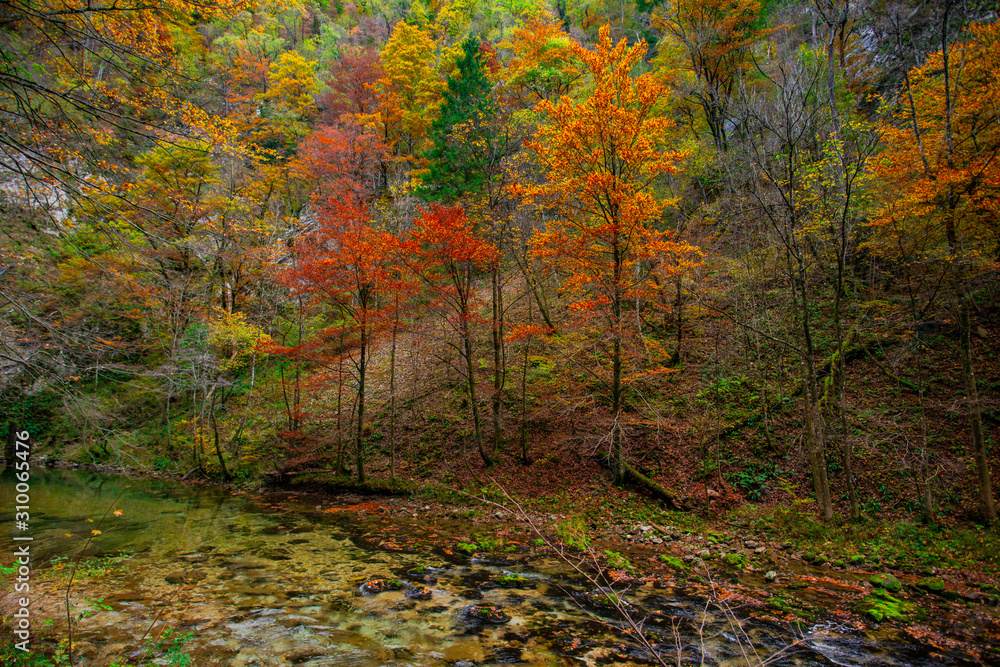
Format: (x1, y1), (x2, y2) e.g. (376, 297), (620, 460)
(764, 570), (778, 582)
(755, 546), (766, 554)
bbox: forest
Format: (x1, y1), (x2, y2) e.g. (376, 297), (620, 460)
(2, 0), (1000, 535)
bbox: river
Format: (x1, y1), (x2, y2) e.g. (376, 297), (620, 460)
(0, 469), (982, 665)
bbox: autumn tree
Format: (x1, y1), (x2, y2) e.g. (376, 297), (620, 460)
(501, 12), (582, 106)
(653, 0), (772, 152)
(278, 121), (399, 483)
(419, 35), (525, 455)
(870, 19), (1000, 525)
(367, 20), (447, 159)
(318, 46), (383, 126)
(519, 25), (697, 484)
(403, 204), (499, 468)
(281, 202), (396, 484)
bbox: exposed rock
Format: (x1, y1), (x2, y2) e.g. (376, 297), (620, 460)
(870, 573), (902, 593)
(915, 576), (945, 593)
(764, 570), (778, 582)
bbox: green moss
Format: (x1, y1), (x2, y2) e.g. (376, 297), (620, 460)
(555, 517), (590, 551)
(768, 594), (796, 612)
(849, 554), (865, 566)
(492, 574), (533, 588)
(658, 555), (687, 571)
(858, 587), (912, 623)
(722, 553), (747, 570)
(604, 550), (634, 573)
(915, 577), (945, 593)
(455, 542), (478, 555)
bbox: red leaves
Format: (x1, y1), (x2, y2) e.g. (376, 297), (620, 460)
(407, 204), (499, 270)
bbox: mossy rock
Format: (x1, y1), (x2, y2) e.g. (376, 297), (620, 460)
(455, 542), (478, 555)
(360, 579), (406, 595)
(407, 565), (432, 576)
(849, 554), (865, 566)
(915, 577), (945, 593)
(463, 604), (510, 624)
(721, 553), (747, 570)
(768, 595), (795, 612)
(802, 551), (817, 562)
(491, 574), (534, 589)
(658, 555), (687, 571)
(870, 573), (902, 593)
(858, 588), (912, 623)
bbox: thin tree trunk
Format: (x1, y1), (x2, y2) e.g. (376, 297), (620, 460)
(491, 266), (504, 455)
(389, 292), (399, 482)
(959, 282), (996, 524)
(336, 352), (345, 474)
(611, 243), (625, 486)
(210, 394), (230, 481)
(356, 331), (367, 485)
(464, 329), (491, 468)
(520, 292), (532, 464)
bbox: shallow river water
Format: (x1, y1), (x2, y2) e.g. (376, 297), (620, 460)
(0, 469), (977, 665)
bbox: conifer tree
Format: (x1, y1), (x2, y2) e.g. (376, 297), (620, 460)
(420, 36), (495, 202)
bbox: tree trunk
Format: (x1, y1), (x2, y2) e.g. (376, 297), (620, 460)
(356, 333), (367, 484)
(491, 266), (504, 455)
(520, 293), (532, 464)
(611, 242), (625, 486)
(389, 295), (399, 482)
(464, 329), (492, 468)
(210, 394), (230, 481)
(959, 283), (996, 524)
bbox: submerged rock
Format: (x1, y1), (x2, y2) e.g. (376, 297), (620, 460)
(405, 585), (433, 600)
(463, 604), (511, 624)
(360, 579), (406, 595)
(490, 574), (535, 589)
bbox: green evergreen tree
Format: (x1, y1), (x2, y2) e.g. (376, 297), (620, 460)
(419, 36), (495, 203)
